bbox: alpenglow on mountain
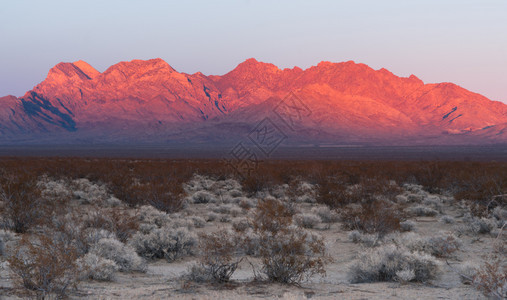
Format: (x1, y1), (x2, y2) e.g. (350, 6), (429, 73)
(1, 58), (506, 145)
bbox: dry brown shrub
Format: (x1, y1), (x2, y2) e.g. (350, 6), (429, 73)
(8, 233), (80, 299)
(252, 198), (293, 234)
(252, 198), (328, 284)
(341, 200), (403, 237)
(81, 208), (139, 243)
(196, 230), (242, 283)
(473, 258), (507, 300)
(0, 174), (48, 233)
(0, 158), (505, 221)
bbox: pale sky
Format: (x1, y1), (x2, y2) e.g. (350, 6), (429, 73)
(1, 0), (506, 104)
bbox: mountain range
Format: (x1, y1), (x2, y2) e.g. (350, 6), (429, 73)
(1, 58), (506, 146)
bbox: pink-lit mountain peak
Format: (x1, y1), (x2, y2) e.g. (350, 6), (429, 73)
(1, 58), (506, 145)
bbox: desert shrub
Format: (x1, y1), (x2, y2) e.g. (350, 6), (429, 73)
(348, 244), (440, 283)
(492, 206), (507, 223)
(184, 174), (211, 192)
(107, 171), (185, 213)
(259, 227), (327, 284)
(0, 235), (4, 256)
(0, 174), (47, 233)
(253, 199), (294, 233)
(192, 190), (217, 204)
(400, 220), (416, 232)
(341, 200), (403, 237)
(312, 206), (339, 223)
(81, 208), (139, 243)
(347, 230), (380, 247)
(454, 173), (505, 206)
(219, 214), (231, 223)
(137, 205), (170, 228)
(440, 215), (455, 224)
(458, 262), (478, 285)
(407, 205), (439, 217)
(237, 228), (261, 256)
(424, 232), (461, 258)
(394, 195), (409, 204)
(191, 230), (243, 283)
(212, 204), (233, 214)
(38, 176), (72, 203)
(232, 217), (251, 232)
(270, 184), (288, 199)
(8, 233), (80, 299)
(456, 214), (497, 235)
(191, 216), (206, 228)
(348, 230), (362, 243)
(89, 238), (146, 272)
(167, 216), (195, 230)
(412, 162), (446, 194)
(241, 173), (275, 196)
(128, 227), (197, 262)
(71, 178), (110, 205)
(472, 259), (506, 300)
(396, 269), (416, 283)
(287, 179), (317, 203)
(237, 197), (257, 209)
(206, 212), (219, 222)
(293, 213), (321, 229)
(228, 189), (243, 198)
(0, 229), (15, 256)
(389, 232), (461, 258)
(252, 199), (328, 284)
(230, 207), (242, 217)
(407, 194), (424, 203)
(108, 209), (140, 243)
(76, 253), (118, 281)
(422, 195), (443, 211)
(317, 175), (401, 209)
(144, 182), (185, 213)
(81, 228), (116, 253)
(185, 264), (212, 283)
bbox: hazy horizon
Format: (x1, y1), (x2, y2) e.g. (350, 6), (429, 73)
(1, 0), (506, 104)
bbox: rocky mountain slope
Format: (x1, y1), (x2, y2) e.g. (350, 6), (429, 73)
(1, 58), (506, 145)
